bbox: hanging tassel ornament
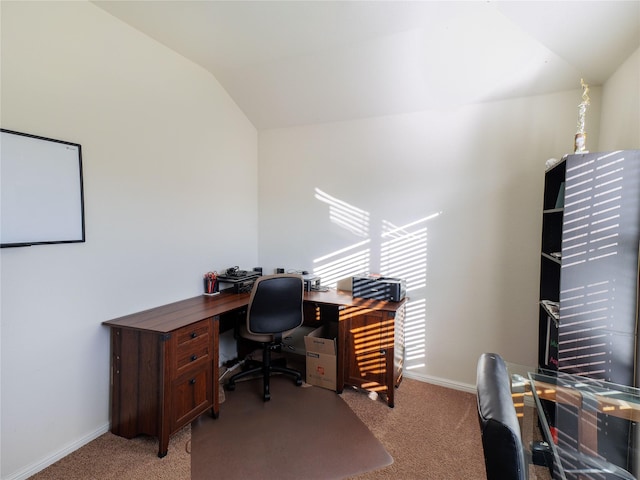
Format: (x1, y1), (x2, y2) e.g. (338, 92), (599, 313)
(574, 78), (590, 154)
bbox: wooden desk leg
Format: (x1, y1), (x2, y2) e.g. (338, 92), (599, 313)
(212, 318), (220, 418)
(158, 343), (171, 458)
(158, 437), (169, 458)
(578, 401), (598, 458)
(336, 312), (347, 394)
(386, 346), (395, 408)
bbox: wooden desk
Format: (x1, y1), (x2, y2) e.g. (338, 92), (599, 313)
(103, 289), (405, 457)
(304, 289), (406, 408)
(103, 292), (250, 457)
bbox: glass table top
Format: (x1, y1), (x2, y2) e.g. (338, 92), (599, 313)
(509, 365), (639, 480)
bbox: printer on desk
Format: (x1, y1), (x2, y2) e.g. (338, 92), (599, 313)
(302, 274), (321, 292)
(352, 275), (406, 302)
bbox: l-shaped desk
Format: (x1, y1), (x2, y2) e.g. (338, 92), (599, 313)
(103, 288), (406, 457)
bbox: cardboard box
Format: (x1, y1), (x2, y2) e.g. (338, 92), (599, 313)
(280, 326), (315, 377)
(304, 325), (337, 390)
(283, 325), (315, 357)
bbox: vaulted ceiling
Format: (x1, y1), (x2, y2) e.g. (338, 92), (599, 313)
(93, 1), (640, 130)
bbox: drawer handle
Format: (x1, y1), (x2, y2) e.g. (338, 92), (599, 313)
(189, 378), (196, 385)
(190, 332), (197, 338)
(190, 355), (198, 362)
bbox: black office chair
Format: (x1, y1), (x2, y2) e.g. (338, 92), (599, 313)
(226, 274), (304, 401)
(476, 352), (526, 480)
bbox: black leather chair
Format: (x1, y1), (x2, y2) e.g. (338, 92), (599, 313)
(226, 274), (304, 401)
(476, 352), (526, 480)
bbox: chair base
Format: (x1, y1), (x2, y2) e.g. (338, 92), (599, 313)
(226, 343), (303, 401)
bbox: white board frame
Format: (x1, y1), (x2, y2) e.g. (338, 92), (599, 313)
(1, 129), (85, 247)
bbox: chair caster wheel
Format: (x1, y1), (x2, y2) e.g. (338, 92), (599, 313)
(226, 382), (236, 391)
(263, 393), (271, 401)
(295, 378), (303, 386)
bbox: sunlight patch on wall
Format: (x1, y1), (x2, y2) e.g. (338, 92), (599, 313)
(313, 241), (370, 288)
(379, 214), (439, 371)
(404, 298), (427, 370)
(313, 188), (440, 373)
(315, 188), (369, 237)
(380, 218), (430, 291)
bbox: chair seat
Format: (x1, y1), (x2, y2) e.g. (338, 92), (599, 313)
(238, 324), (298, 344)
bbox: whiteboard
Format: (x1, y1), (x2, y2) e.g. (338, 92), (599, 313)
(1, 129), (85, 247)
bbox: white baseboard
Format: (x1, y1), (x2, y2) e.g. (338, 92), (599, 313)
(403, 371), (476, 394)
(4, 423), (110, 480)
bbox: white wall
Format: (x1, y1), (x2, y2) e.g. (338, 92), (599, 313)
(258, 89), (602, 390)
(599, 46), (640, 150)
(0, 2), (257, 479)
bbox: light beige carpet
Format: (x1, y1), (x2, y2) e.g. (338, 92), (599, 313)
(29, 425), (190, 480)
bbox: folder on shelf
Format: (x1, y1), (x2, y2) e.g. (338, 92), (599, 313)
(555, 182), (565, 208)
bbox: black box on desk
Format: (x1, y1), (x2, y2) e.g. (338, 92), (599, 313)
(352, 275), (406, 302)
(216, 272), (260, 294)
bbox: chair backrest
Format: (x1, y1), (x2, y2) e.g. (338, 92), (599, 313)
(246, 274), (304, 335)
(476, 352), (526, 480)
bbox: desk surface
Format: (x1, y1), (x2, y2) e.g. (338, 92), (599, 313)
(103, 291), (251, 332)
(103, 288), (406, 333)
(304, 288), (406, 312)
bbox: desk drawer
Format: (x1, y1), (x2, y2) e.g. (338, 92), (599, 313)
(171, 363), (213, 430)
(176, 320), (210, 345)
(172, 320), (212, 376)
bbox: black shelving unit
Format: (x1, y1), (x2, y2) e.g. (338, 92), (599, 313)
(537, 150), (640, 477)
(538, 158), (566, 371)
(538, 150), (640, 384)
